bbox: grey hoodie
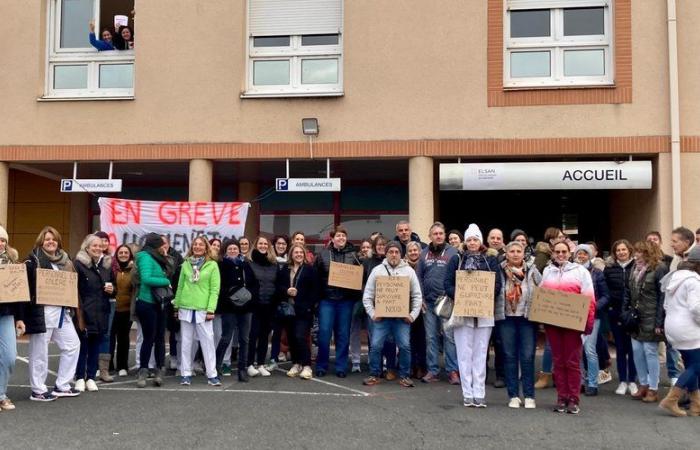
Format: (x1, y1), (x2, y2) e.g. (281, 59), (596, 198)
(363, 258), (423, 321)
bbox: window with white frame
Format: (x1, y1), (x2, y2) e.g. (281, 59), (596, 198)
(46, 0), (135, 99)
(504, 0), (613, 88)
(245, 0), (343, 97)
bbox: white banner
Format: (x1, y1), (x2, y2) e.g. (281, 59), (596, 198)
(440, 161), (652, 191)
(98, 198), (250, 255)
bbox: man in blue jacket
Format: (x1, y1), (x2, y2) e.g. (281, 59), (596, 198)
(416, 222), (460, 384)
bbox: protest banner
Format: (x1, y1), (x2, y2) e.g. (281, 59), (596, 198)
(36, 269), (79, 308)
(328, 262), (363, 290)
(454, 270), (495, 318)
(529, 287), (591, 331)
(0, 264), (30, 303)
(374, 276), (410, 318)
(98, 198), (249, 255)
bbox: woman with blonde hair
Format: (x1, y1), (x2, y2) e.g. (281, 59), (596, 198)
(23, 226), (81, 401)
(175, 236), (221, 386)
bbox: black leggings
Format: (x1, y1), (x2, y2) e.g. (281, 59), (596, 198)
(216, 312), (252, 371)
(286, 315), (313, 366)
(248, 303), (275, 366)
(135, 300), (166, 370)
(110, 311), (133, 371)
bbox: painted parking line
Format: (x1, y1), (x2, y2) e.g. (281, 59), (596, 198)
(273, 367), (371, 397)
(98, 386), (365, 397)
(15, 356), (59, 377)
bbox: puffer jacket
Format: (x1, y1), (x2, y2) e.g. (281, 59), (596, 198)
(74, 252), (114, 335)
(363, 258), (423, 321)
(584, 263), (610, 318)
(249, 250), (280, 305)
(662, 270), (700, 350)
(623, 264), (668, 342)
(540, 261), (596, 335)
(496, 260), (542, 321)
(444, 251), (502, 328)
(604, 259), (634, 315)
(314, 242), (362, 301)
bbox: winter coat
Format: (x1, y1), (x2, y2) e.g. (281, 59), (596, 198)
(134, 250), (171, 304)
(662, 270), (700, 350)
(216, 257), (259, 314)
(74, 252), (114, 335)
(314, 242), (362, 302)
(586, 264), (610, 318)
(604, 260), (634, 316)
(114, 263), (135, 313)
(363, 259), (422, 321)
(249, 251), (280, 305)
(496, 261), (542, 321)
(174, 259), (220, 313)
(277, 263), (319, 318)
(534, 242), (552, 274)
(540, 261), (596, 335)
(444, 251), (502, 328)
(623, 264), (668, 342)
(22, 248), (76, 335)
(393, 232), (427, 258)
(416, 243), (459, 303)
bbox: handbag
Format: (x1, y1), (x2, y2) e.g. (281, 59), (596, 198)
(152, 286), (174, 305)
(434, 295), (454, 320)
(276, 301), (296, 319)
(228, 268), (253, 307)
(620, 307), (639, 333)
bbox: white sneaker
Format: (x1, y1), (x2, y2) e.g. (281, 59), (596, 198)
(597, 369), (613, 385)
(287, 364), (302, 378)
(300, 366), (313, 380)
(351, 363), (361, 373)
(247, 365), (260, 377)
(118, 369), (128, 377)
(86, 379), (99, 392)
(628, 382), (639, 396)
(615, 382), (628, 395)
(258, 365), (271, 377)
(277, 352), (287, 362)
(524, 398), (536, 409)
(74, 379), (86, 392)
(169, 358), (178, 370)
(670, 377), (679, 386)
(508, 397), (522, 409)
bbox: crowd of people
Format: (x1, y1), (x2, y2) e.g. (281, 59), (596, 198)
(0, 221), (699, 418)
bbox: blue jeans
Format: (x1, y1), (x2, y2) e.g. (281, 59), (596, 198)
(666, 342), (683, 379)
(75, 332), (101, 380)
(369, 319), (411, 378)
(581, 319), (601, 388)
(423, 300), (458, 374)
(316, 299), (354, 373)
(368, 320), (397, 371)
(609, 310), (636, 382)
(99, 300), (116, 354)
(677, 349), (700, 392)
(631, 339), (660, 390)
(0, 315), (17, 401)
(499, 316), (537, 399)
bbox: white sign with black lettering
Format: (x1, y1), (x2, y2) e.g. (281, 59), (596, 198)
(276, 178), (341, 192)
(439, 161), (651, 191)
(61, 179), (123, 193)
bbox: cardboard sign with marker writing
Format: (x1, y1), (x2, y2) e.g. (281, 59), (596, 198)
(454, 270), (495, 318)
(0, 264), (30, 303)
(328, 261), (363, 291)
(529, 287), (591, 331)
(374, 276), (410, 318)
(36, 269), (79, 308)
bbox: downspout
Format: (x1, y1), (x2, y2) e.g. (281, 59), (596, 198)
(667, 0), (682, 227)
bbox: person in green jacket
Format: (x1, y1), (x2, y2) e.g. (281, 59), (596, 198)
(135, 233), (172, 388)
(175, 236), (221, 386)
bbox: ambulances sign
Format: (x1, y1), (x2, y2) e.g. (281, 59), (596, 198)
(439, 161), (652, 191)
(276, 178), (341, 192)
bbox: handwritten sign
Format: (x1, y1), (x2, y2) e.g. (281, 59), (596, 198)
(454, 270), (495, 318)
(36, 269), (79, 308)
(374, 276), (410, 318)
(98, 198), (250, 255)
(0, 264), (30, 303)
(529, 287), (591, 331)
(328, 262), (363, 291)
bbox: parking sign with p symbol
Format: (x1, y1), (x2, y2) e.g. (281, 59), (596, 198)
(276, 178), (288, 191)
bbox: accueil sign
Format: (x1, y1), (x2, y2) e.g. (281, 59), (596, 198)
(439, 161), (652, 191)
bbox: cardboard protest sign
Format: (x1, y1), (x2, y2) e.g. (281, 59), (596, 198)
(454, 270), (496, 318)
(529, 287), (591, 331)
(374, 276), (410, 318)
(36, 269), (79, 308)
(0, 264), (30, 303)
(114, 15), (129, 28)
(328, 262), (363, 291)
(98, 198), (250, 256)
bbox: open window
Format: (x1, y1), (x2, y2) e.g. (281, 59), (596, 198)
(244, 0), (344, 97)
(45, 0), (135, 99)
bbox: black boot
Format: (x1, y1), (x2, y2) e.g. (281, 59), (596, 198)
(238, 369), (249, 383)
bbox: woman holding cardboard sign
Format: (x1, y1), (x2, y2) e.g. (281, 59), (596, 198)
(443, 224), (502, 408)
(73, 235), (115, 393)
(23, 226), (81, 401)
(540, 241), (596, 415)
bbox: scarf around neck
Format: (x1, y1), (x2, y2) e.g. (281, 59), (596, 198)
(503, 263), (526, 314)
(37, 248), (73, 271)
(633, 259), (648, 284)
(189, 256), (205, 282)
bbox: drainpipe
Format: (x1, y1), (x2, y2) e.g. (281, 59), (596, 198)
(667, 0), (682, 227)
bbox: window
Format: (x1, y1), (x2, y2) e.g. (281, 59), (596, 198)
(45, 0), (135, 99)
(504, 0), (613, 88)
(245, 0), (343, 97)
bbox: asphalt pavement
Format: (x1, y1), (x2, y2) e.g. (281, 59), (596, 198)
(0, 342), (697, 449)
